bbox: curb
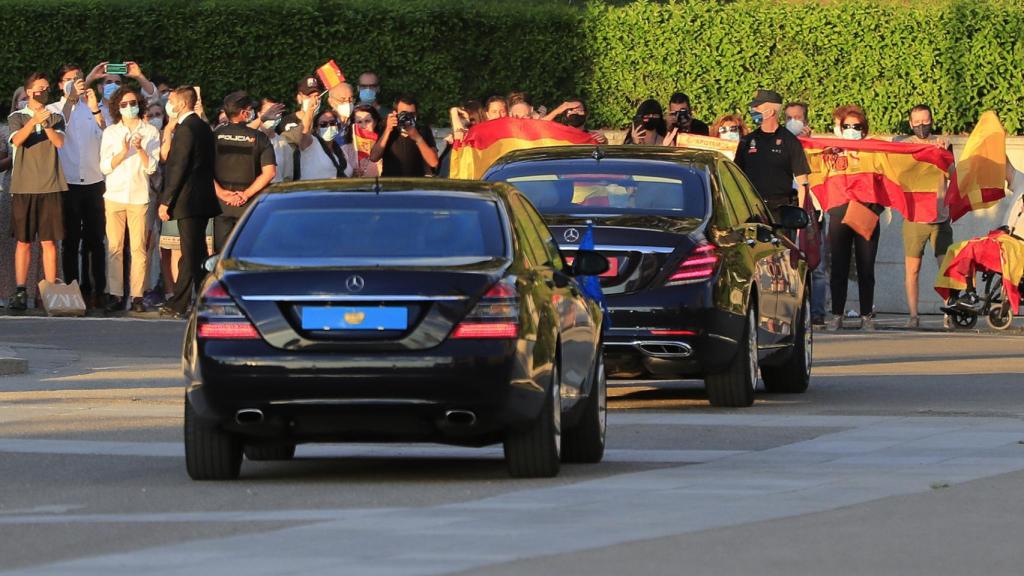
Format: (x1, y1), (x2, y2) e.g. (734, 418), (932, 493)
(0, 346), (28, 376)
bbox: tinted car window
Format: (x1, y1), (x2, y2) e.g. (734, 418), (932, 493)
(231, 194), (506, 264)
(717, 162), (753, 225)
(515, 196), (565, 271)
(726, 163), (773, 224)
(490, 159), (707, 218)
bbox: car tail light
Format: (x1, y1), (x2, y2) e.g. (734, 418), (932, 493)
(197, 280), (260, 340)
(451, 278), (519, 339)
(666, 244), (719, 286)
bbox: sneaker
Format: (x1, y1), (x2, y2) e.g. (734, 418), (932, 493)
(904, 316), (920, 329)
(811, 315), (826, 327)
(826, 316), (842, 331)
(861, 315), (876, 331)
(955, 291), (982, 312)
(7, 289), (28, 311)
(130, 297), (147, 313)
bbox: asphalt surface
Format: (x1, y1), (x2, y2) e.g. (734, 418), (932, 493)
(1, 315), (1023, 575)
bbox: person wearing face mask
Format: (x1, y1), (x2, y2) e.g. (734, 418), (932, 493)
(663, 93), (710, 145)
(825, 104), (883, 331)
(327, 82), (355, 137)
(93, 61), (158, 127)
(297, 109), (349, 180)
(710, 114), (748, 142)
(157, 86), (219, 319)
(340, 104), (383, 178)
(279, 75), (324, 181)
(46, 64), (109, 308)
(6, 72), (67, 311)
(255, 97), (293, 183)
(784, 102), (813, 138)
(210, 92), (277, 253)
(369, 94), (438, 177)
(735, 89), (812, 222)
(891, 104), (954, 328)
(623, 99), (666, 145)
(545, 99), (609, 145)
(99, 87), (160, 313)
(357, 71), (389, 116)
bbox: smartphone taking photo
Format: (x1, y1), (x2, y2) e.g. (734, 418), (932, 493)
(105, 63), (128, 75)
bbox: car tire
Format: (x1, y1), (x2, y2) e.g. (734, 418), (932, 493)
(704, 305), (758, 407)
(244, 442), (297, 461)
(504, 357), (562, 478)
(562, 349), (606, 464)
(762, 291), (812, 394)
(184, 395), (242, 481)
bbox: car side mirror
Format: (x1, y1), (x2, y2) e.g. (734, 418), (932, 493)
(203, 255), (220, 273)
(570, 250), (610, 276)
(775, 205), (810, 230)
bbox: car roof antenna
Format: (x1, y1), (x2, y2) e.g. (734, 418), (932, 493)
(591, 146), (604, 162)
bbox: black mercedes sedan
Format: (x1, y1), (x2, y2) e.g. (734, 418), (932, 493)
(483, 146), (811, 408)
(182, 179), (608, 480)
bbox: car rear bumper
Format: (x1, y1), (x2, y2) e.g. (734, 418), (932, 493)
(601, 285), (745, 378)
(186, 338), (549, 445)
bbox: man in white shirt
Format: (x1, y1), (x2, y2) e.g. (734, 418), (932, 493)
(99, 86), (160, 313)
(257, 97), (293, 183)
(49, 63), (107, 307)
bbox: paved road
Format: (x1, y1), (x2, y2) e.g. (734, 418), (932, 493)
(1, 317), (1023, 575)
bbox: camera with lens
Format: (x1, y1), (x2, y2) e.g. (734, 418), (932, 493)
(397, 111), (417, 128)
(671, 109), (692, 129)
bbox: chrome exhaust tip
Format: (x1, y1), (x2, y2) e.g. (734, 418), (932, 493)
(444, 409), (477, 426)
(235, 409), (265, 425)
(634, 341), (694, 359)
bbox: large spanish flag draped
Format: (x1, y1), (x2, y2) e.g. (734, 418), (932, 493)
(450, 117), (598, 180)
(800, 137), (954, 223)
(947, 111), (1008, 221)
(935, 230), (1024, 313)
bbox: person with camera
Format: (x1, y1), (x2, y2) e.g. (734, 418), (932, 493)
(211, 91), (277, 252)
(92, 62), (158, 127)
(663, 93), (710, 145)
(48, 64), (107, 308)
(6, 72), (66, 311)
(623, 99), (666, 145)
(369, 95), (438, 177)
(99, 86), (160, 313)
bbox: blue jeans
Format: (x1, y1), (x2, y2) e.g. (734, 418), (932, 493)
(811, 213), (829, 319)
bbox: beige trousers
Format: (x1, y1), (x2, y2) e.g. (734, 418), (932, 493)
(105, 201), (150, 299)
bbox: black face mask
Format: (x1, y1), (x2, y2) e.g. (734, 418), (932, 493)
(912, 124), (932, 139)
(31, 91), (48, 105)
(566, 114), (586, 128)
(641, 117), (660, 130)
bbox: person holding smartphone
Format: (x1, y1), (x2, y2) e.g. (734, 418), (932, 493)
(92, 61), (158, 126)
(623, 99), (666, 145)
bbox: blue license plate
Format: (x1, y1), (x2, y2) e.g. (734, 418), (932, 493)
(301, 307), (408, 331)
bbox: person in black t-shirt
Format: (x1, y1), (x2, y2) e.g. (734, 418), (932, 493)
(211, 91), (276, 252)
(369, 94), (438, 177)
(734, 89), (811, 221)
(663, 92), (710, 144)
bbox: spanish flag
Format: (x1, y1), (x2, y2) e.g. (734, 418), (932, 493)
(450, 118), (598, 180)
(935, 230), (1024, 313)
(947, 111), (1008, 221)
(801, 137), (954, 223)
(352, 125), (377, 161)
(316, 60), (345, 91)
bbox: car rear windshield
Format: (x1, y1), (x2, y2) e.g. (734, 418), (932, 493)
(491, 159), (707, 218)
(230, 193), (507, 264)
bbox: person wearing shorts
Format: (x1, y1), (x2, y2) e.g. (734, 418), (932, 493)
(6, 72), (67, 311)
(894, 104), (953, 328)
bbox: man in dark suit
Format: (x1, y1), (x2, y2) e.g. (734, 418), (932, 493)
(158, 86), (220, 317)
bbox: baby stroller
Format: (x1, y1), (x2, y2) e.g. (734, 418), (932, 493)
(943, 270), (1020, 330)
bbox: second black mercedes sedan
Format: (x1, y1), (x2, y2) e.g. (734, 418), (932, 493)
(182, 179), (608, 480)
(483, 146), (811, 408)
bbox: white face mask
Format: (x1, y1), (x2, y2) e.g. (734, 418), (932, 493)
(165, 101), (178, 119)
(842, 128), (863, 140)
(785, 119), (805, 136)
(319, 125), (339, 141)
(335, 103), (353, 119)
(720, 131), (741, 142)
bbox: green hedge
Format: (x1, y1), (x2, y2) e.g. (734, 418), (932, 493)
(0, 0), (1021, 134)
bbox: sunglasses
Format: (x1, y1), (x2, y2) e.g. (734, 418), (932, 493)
(119, 100), (139, 108)
(318, 120), (339, 127)
(718, 125), (740, 134)
(842, 123), (864, 131)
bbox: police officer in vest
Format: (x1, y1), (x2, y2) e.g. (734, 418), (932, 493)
(212, 91), (276, 252)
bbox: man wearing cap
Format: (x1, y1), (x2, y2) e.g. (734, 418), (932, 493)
(735, 89), (811, 222)
(211, 91), (276, 253)
(278, 75), (321, 180)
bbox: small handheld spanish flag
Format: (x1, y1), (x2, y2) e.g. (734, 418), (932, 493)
(352, 125), (378, 161)
(316, 60), (345, 91)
